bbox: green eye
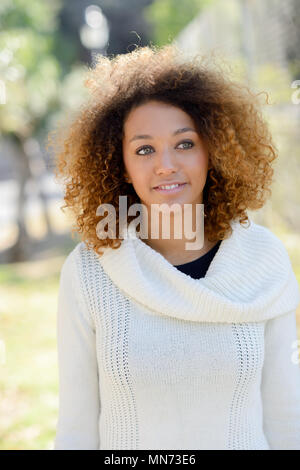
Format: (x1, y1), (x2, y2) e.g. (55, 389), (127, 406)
(177, 141), (194, 149)
(136, 145), (153, 156)
(136, 140), (194, 156)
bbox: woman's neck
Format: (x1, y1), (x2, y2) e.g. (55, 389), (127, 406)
(138, 202), (215, 265)
(141, 234), (218, 266)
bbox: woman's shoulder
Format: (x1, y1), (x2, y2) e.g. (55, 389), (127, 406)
(235, 218), (293, 268)
(61, 241), (101, 269)
(60, 241), (108, 291)
(59, 241), (108, 326)
(59, 242), (88, 293)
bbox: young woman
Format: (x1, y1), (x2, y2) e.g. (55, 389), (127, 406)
(50, 44), (300, 450)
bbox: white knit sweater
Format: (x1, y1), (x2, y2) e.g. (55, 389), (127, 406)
(54, 218), (300, 450)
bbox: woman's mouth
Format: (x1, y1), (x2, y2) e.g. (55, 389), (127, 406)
(153, 183), (187, 194)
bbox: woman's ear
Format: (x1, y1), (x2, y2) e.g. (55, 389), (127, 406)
(124, 173), (131, 183)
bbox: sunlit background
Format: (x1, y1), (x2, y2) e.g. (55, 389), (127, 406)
(0, 0), (299, 450)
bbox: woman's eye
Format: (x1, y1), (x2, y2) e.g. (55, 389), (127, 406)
(136, 145), (153, 156)
(177, 140), (194, 149)
(136, 141), (194, 156)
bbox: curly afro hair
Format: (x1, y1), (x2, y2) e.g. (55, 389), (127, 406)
(48, 43), (278, 257)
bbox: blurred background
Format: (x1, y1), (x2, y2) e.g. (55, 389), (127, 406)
(0, 0), (299, 450)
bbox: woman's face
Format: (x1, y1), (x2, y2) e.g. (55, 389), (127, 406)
(122, 100), (210, 212)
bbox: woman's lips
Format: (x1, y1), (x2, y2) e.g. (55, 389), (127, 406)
(153, 183), (187, 194)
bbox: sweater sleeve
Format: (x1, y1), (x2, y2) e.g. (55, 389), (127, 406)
(54, 249), (100, 450)
(261, 309), (300, 450)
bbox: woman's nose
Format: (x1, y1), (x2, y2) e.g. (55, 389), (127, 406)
(154, 149), (178, 174)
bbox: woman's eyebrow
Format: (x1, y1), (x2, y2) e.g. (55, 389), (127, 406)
(129, 127), (197, 143)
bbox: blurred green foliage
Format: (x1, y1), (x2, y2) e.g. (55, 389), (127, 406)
(144, 0), (212, 46)
(0, 0), (89, 142)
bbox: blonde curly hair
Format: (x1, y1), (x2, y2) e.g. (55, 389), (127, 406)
(48, 44), (277, 257)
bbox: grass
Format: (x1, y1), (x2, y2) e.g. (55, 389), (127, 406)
(0, 242), (77, 450)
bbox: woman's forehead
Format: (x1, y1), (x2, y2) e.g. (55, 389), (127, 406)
(123, 102), (195, 136)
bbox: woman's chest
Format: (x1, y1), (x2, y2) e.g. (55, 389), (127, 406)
(94, 288), (266, 387)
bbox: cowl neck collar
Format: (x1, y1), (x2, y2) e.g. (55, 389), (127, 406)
(96, 218), (300, 323)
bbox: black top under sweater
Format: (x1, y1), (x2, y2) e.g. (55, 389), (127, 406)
(174, 240), (222, 279)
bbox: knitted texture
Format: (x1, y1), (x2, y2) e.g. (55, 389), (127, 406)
(54, 219), (300, 450)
